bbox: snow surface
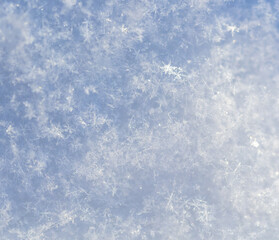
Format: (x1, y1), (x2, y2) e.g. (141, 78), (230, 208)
(1, 0), (279, 239)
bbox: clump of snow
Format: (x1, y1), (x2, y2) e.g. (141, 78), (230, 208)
(62, 0), (76, 8)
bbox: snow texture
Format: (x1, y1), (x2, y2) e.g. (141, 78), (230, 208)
(1, 0), (279, 239)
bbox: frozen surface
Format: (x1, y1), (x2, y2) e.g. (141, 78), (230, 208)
(1, 0), (279, 239)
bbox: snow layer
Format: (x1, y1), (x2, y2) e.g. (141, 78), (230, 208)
(1, 0), (279, 239)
